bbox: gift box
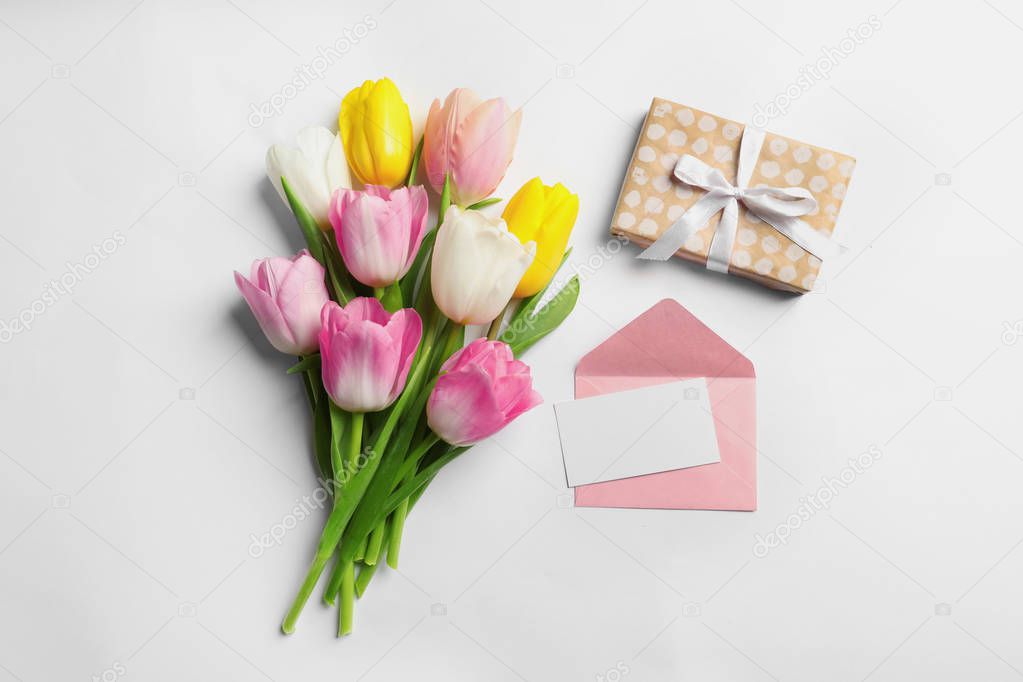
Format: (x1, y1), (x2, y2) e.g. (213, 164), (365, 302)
(611, 97), (855, 293)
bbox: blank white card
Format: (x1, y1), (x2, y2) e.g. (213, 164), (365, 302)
(555, 378), (721, 487)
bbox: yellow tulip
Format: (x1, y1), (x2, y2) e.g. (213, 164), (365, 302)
(502, 177), (579, 298)
(339, 78), (413, 188)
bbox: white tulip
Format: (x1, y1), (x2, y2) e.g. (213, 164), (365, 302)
(265, 126), (350, 229)
(431, 207), (536, 325)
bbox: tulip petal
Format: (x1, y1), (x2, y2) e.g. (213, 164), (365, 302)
(431, 207), (535, 325)
(423, 89), (481, 193)
(428, 365), (507, 445)
(451, 99), (521, 206)
(274, 253), (327, 353)
(382, 308), (422, 401)
(405, 185), (430, 267)
(362, 184), (392, 200)
(365, 78), (414, 186)
(338, 193), (405, 287)
(340, 79), (413, 187)
(428, 339), (541, 445)
(502, 177), (546, 242)
(322, 322), (402, 412)
(235, 271), (299, 354)
(342, 296), (391, 326)
(266, 127), (348, 228)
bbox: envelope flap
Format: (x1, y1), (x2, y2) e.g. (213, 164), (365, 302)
(577, 299), (754, 380)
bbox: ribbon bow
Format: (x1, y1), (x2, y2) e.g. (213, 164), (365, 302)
(637, 127), (844, 272)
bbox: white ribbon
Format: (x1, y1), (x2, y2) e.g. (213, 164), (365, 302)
(637, 126), (845, 272)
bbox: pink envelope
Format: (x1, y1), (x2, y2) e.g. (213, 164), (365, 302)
(573, 299), (757, 510)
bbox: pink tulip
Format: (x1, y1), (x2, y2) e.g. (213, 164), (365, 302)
(234, 250), (329, 355)
(319, 298), (422, 412)
(422, 88), (522, 207)
(329, 185), (430, 288)
(427, 339), (542, 446)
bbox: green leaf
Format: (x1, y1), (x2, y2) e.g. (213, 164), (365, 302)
(312, 379), (333, 484)
(402, 174), (452, 310)
(406, 136), (424, 187)
(500, 275), (580, 356)
(434, 323), (464, 373)
(465, 197), (501, 211)
(399, 227), (433, 305)
(321, 232), (356, 304)
(287, 354), (321, 375)
(383, 446), (469, 513)
(438, 173), (451, 224)
(407, 229), (435, 314)
(506, 247), (573, 329)
(281, 176), (324, 264)
(328, 403), (349, 489)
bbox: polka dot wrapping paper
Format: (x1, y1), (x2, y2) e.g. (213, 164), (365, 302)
(611, 97), (856, 293)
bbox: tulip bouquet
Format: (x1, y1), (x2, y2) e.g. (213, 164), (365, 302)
(234, 78), (580, 637)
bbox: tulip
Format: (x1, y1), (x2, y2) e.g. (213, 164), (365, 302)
(339, 78), (414, 188)
(266, 127), (350, 229)
(427, 339), (542, 446)
(234, 250), (330, 355)
(430, 207), (535, 325)
(423, 88), (521, 206)
(329, 185), (429, 288)
(502, 177), (579, 298)
(319, 298), (422, 412)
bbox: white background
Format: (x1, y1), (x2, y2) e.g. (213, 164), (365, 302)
(1, 0), (1022, 680)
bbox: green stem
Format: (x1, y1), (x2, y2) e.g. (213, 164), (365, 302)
(432, 323), (463, 375)
(299, 365), (316, 410)
(325, 539), (355, 605)
(347, 412), (364, 473)
(485, 315), (503, 340)
(375, 283), (403, 313)
(281, 408), (362, 634)
(406, 136), (424, 187)
(385, 446), (467, 514)
(390, 470), (436, 569)
(364, 519), (387, 566)
(328, 405), (348, 493)
(331, 437), (439, 593)
(354, 561), (378, 597)
(487, 301), (514, 340)
(438, 173), (451, 225)
(338, 561), (355, 636)
(392, 435), (441, 487)
(386, 480), (412, 569)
